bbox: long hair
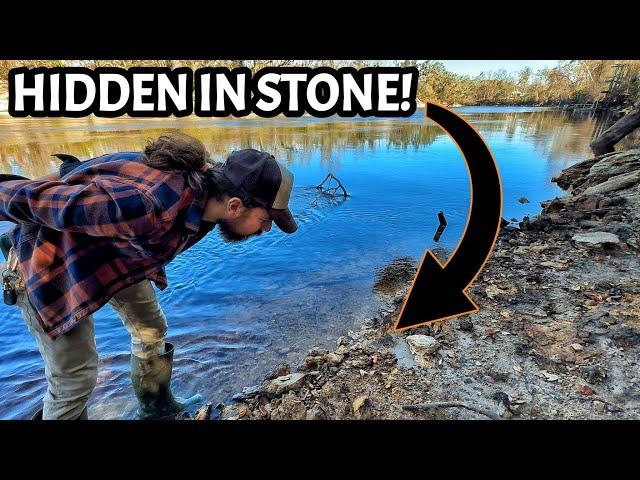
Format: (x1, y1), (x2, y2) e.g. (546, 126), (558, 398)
(141, 132), (211, 197)
(142, 132), (258, 207)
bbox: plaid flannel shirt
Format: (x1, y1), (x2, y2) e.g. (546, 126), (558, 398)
(0, 152), (213, 339)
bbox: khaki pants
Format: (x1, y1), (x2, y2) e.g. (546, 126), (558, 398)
(7, 248), (168, 420)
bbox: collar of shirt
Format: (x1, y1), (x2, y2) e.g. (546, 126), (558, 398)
(183, 191), (208, 232)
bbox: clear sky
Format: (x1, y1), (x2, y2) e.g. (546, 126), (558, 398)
(439, 60), (561, 77)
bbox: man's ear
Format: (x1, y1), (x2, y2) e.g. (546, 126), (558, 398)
(226, 197), (245, 218)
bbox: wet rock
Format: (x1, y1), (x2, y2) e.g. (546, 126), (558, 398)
(172, 411), (192, 420)
(305, 404), (328, 420)
(552, 158), (599, 190)
(518, 197), (530, 204)
(373, 256), (417, 295)
(580, 365), (607, 383)
(459, 318), (474, 332)
(363, 317), (380, 328)
(308, 347), (330, 356)
(232, 385), (262, 402)
(264, 373), (307, 396)
(393, 292), (405, 304)
(572, 232), (621, 247)
(194, 403), (213, 421)
(264, 363), (291, 381)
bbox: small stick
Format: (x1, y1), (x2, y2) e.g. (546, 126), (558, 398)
(316, 173), (332, 189)
(438, 211), (447, 227)
(433, 211), (447, 242)
(316, 173), (349, 197)
(403, 401), (502, 420)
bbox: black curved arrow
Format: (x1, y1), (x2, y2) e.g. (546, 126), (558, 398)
(393, 101), (503, 331)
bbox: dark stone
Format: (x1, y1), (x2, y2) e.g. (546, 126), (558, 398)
(459, 318), (474, 332)
(232, 385), (262, 402)
(308, 347), (330, 356)
(608, 324), (640, 347)
(514, 343), (530, 356)
(492, 391), (511, 408)
(363, 317), (380, 328)
(486, 370), (510, 383)
(610, 224), (635, 241)
(580, 365), (607, 384)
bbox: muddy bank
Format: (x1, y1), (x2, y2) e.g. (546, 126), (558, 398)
(196, 148), (640, 420)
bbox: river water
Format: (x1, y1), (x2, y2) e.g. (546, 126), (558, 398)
(0, 107), (620, 419)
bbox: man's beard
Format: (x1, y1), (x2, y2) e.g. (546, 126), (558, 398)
(217, 219), (262, 243)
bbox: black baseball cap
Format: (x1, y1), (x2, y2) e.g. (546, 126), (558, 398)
(222, 149), (297, 233)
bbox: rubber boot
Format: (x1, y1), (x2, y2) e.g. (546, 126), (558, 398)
(31, 406), (88, 420)
(130, 342), (202, 420)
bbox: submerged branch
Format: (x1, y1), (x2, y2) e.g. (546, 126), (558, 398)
(316, 173), (349, 198)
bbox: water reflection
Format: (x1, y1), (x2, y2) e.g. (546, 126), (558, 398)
(0, 109), (628, 180)
(0, 107), (617, 419)
(0, 116), (449, 178)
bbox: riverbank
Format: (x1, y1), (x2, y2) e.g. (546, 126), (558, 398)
(206, 147), (640, 420)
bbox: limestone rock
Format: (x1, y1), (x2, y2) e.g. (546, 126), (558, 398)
(572, 232), (621, 247)
(582, 170), (640, 195)
(406, 335), (440, 367)
(264, 373), (307, 396)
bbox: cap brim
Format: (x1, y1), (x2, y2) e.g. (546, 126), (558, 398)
(269, 208), (297, 233)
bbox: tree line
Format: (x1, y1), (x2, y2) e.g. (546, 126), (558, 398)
(1, 60), (638, 107)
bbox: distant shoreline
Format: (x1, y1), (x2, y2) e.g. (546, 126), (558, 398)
(0, 83), (564, 117)
(0, 83), (564, 116)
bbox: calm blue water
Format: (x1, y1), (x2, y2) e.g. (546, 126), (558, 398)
(0, 107), (603, 419)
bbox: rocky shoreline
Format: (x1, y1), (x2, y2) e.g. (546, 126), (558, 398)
(177, 147), (640, 421)
(191, 147), (640, 421)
